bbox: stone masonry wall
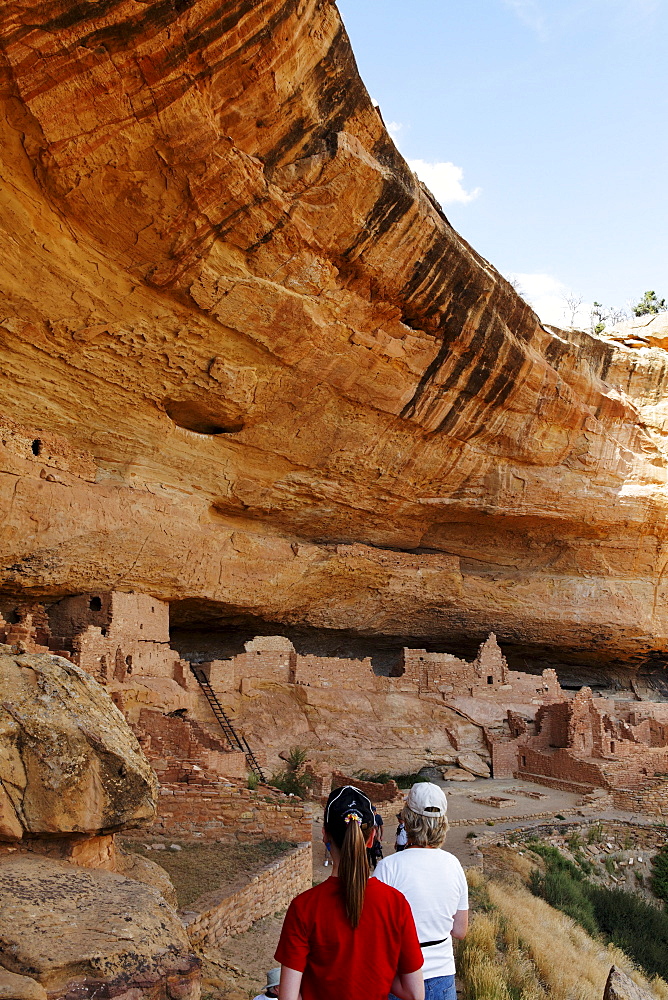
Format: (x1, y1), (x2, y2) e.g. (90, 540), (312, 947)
(490, 737), (525, 779)
(331, 772), (401, 802)
(183, 843), (312, 948)
(293, 654), (375, 689)
(150, 782), (313, 844)
(518, 747), (604, 790)
(612, 779), (668, 816)
(137, 709), (247, 781)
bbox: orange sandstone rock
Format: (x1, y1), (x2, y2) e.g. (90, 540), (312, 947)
(0, 2), (667, 672)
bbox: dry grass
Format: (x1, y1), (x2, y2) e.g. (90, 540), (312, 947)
(457, 866), (668, 1000)
(487, 880), (667, 1000)
(457, 912), (512, 1000)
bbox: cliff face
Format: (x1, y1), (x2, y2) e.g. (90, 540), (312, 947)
(1, 1), (667, 671)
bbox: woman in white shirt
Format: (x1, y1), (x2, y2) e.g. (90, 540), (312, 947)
(373, 783), (468, 1000)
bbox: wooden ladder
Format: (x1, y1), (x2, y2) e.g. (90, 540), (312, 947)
(189, 664), (266, 782)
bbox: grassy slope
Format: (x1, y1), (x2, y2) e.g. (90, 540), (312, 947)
(459, 866), (668, 1000)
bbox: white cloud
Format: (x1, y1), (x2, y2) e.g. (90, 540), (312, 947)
(409, 159), (481, 206)
(507, 272), (592, 328)
(387, 120), (403, 143)
(502, 0), (548, 36)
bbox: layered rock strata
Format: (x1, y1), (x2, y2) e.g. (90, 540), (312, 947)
(0, 2), (667, 670)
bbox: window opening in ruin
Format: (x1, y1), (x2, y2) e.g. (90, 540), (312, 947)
(101, 627), (108, 637)
(89, 596), (102, 611)
(521, 755), (527, 767)
(31, 439), (42, 456)
(487, 676), (494, 684)
(125, 655), (133, 674)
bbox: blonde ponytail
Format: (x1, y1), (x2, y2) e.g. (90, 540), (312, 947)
(337, 818), (371, 929)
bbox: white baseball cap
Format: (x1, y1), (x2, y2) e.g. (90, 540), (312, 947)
(406, 781), (447, 816)
(266, 969), (281, 990)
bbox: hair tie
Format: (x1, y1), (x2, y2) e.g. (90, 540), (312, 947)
(344, 810), (363, 824)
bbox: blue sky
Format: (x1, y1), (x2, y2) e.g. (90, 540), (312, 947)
(336, 0), (667, 328)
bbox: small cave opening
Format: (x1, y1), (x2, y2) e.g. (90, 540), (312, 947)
(31, 439), (42, 456)
(89, 596), (102, 611)
(164, 398), (244, 436)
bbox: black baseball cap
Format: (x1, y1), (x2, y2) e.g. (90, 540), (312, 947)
(324, 785), (374, 847)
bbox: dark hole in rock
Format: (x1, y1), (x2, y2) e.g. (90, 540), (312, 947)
(89, 596), (102, 611)
(31, 439), (42, 456)
(164, 398), (244, 435)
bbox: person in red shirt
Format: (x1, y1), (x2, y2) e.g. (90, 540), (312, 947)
(275, 785), (424, 1000)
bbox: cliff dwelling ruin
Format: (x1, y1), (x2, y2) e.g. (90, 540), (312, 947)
(1, 0), (667, 997)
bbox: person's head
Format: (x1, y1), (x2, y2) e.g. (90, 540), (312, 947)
(265, 968), (280, 998)
(323, 785), (375, 929)
(401, 781), (449, 848)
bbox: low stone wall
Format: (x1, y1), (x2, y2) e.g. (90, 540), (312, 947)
(449, 810), (565, 827)
(519, 771), (596, 794)
(183, 842), (312, 947)
(150, 781), (313, 844)
(612, 779), (668, 817)
(331, 772), (400, 802)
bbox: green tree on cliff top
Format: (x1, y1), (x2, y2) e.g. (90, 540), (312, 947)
(633, 290), (667, 316)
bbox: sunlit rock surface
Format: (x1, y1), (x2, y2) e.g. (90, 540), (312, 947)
(1, 1), (668, 674)
(0, 650), (157, 840)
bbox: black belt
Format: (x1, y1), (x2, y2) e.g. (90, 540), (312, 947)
(419, 939), (447, 948)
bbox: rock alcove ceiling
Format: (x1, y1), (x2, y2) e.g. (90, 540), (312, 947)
(1, 0), (668, 682)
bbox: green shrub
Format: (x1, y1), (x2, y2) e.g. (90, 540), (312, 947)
(651, 845), (668, 904)
(357, 771), (392, 784)
(587, 884), (668, 980)
(268, 746), (313, 799)
(527, 839), (668, 981)
(573, 851), (594, 876)
(247, 772), (259, 790)
(587, 823), (604, 844)
(530, 865), (598, 937)
(393, 772), (430, 788)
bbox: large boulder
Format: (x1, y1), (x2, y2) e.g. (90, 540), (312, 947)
(0, 856), (199, 999)
(456, 752), (491, 777)
(0, 650), (157, 839)
(604, 966), (655, 1000)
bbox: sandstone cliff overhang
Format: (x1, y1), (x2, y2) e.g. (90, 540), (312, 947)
(1, 2), (668, 668)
